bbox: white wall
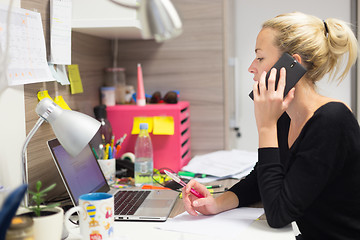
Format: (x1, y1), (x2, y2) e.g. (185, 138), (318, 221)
(233, 0), (353, 151)
(0, 0), (25, 203)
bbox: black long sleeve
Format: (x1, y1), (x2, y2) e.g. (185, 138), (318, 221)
(230, 102), (360, 240)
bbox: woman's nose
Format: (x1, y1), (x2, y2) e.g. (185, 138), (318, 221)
(248, 61), (256, 74)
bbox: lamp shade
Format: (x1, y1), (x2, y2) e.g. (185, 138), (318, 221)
(35, 98), (100, 156)
(109, 0), (183, 42)
(138, 0), (183, 42)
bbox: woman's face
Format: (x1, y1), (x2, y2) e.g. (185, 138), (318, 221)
(248, 28), (282, 83)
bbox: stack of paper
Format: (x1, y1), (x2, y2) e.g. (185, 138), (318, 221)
(182, 149), (257, 180)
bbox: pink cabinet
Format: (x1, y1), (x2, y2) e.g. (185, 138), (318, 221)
(107, 102), (191, 172)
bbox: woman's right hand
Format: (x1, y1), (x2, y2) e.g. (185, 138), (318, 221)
(182, 179), (219, 216)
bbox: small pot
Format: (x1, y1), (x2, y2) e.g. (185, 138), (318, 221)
(18, 206), (64, 240)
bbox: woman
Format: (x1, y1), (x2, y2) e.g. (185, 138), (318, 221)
(182, 12), (360, 239)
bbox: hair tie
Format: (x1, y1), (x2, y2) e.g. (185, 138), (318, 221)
(323, 20), (329, 35)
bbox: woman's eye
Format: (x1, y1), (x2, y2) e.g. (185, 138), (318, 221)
(257, 58), (263, 61)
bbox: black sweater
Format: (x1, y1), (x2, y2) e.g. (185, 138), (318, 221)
(229, 102), (360, 240)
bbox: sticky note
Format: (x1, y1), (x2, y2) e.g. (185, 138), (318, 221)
(54, 95), (71, 110)
(131, 117), (153, 134)
(153, 116), (174, 135)
(67, 64), (83, 94)
(37, 90), (53, 101)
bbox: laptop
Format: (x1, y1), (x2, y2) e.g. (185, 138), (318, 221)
(47, 138), (179, 221)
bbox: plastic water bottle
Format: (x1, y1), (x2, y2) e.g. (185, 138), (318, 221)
(134, 123), (154, 186)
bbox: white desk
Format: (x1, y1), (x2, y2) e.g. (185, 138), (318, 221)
(66, 179), (295, 239)
(66, 219), (295, 240)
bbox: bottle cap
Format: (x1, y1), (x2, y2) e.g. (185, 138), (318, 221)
(139, 123), (148, 130)
(94, 104), (107, 119)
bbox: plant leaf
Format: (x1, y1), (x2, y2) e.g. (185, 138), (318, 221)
(39, 183), (57, 194)
(41, 203), (60, 210)
(36, 181), (42, 192)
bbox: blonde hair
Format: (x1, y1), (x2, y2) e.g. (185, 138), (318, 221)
(262, 12), (358, 83)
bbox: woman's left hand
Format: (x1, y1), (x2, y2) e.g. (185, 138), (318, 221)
(253, 67), (295, 131)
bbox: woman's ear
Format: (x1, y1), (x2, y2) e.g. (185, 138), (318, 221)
(292, 53), (302, 64)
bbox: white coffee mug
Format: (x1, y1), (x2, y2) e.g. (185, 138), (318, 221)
(65, 192), (114, 240)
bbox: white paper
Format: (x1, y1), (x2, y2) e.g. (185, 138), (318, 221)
(49, 63), (70, 85)
(182, 149), (257, 179)
(156, 208), (264, 238)
(0, 5), (53, 85)
(50, 0), (72, 65)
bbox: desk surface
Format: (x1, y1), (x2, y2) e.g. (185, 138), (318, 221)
(66, 179), (295, 240)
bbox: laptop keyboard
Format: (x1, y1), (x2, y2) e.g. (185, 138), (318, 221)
(114, 190), (151, 215)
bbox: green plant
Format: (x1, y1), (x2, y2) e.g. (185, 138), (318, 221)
(27, 181), (60, 217)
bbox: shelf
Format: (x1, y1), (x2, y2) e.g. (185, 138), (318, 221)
(71, 0), (146, 40)
(72, 19), (143, 39)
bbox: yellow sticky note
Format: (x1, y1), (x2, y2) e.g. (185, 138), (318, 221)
(153, 116), (174, 135)
(37, 90), (53, 101)
(131, 117), (153, 134)
(67, 64), (83, 94)
(54, 95), (71, 110)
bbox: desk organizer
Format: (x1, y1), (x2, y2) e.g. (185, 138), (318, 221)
(107, 101), (191, 172)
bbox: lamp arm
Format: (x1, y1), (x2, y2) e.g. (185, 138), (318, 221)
(108, 0), (140, 10)
(21, 117), (45, 206)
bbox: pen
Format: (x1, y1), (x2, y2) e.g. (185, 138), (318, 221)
(164, 170), (204, 198)
(108, 145), (112, 159)
(141, 185), (170, 190)
(206, 185), (221, 189)
(110, 135), (115, 149)
(91, 147), (99, 160)
(178, 171), (207, 178)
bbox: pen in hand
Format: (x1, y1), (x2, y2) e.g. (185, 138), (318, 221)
(164, 170), (204, 198)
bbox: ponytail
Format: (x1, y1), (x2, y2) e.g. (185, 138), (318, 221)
(263, 12), (358, 84)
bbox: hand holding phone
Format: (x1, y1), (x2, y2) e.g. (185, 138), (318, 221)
(249, 53), (307, 100)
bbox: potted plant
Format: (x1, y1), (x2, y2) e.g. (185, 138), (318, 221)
(18, 181), (64, 240)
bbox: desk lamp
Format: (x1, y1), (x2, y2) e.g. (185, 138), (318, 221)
(109, 0), (182, 42)
(22, 98), (100, 206)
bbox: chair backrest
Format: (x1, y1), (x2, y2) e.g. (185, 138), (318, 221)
(0, 184), (28, 240)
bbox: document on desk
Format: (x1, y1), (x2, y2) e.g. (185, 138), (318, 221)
(156, 208), (264, 238)
(182, 149), (257, 180)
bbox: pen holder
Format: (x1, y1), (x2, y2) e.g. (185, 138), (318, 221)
(98, 158), (116, 184)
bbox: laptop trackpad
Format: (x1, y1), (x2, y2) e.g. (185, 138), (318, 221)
(142, 199), (173, 208)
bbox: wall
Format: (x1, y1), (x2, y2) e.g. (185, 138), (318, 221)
(113, 0), (226, 155)
(232, 0), (355, 151)
(0, 0), (24, 205)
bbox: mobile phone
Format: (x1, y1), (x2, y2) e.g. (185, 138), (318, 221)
(249, 53), (307, 100)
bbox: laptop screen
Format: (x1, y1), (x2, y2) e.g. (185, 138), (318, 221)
(48, 139), (110, 205)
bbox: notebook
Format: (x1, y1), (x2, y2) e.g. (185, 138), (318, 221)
(47, 138), (179, 221)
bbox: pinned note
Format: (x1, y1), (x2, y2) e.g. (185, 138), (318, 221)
(67, 64), (83, 94)
(131, 117), (153, 134)
(37, 90), (53, 101)
(153, 116), (174, 135)
(54, 95), (71, 110)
